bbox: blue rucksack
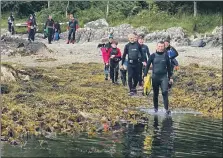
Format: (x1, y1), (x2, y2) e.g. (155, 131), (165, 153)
(168, 48), (177, 58)
(54, 32), (59, 41)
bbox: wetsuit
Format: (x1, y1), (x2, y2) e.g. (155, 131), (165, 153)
(33, 15), (37, 35)
(45, 19), (54, 44)
(108, 48), (122, 83)
(138, 44), (150, 86)
(165, 46), (179, 74)
(27, 18), (35, 41)
(144, 51), (172, 111)
(122, 42), (144, 93)
(68, 19), (78, 43)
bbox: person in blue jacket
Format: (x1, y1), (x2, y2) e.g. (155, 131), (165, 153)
(164, 39), (179, 74)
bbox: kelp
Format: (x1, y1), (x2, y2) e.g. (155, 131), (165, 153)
(1, 62), (222, 145)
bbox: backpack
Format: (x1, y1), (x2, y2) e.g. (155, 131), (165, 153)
(54, 32), (59, 41)
(168, 48), (177, 58)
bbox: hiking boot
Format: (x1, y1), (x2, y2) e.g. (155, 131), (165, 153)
(165, 110), (171, 115)
(128, 91), (134, 96)
(105, 77), (108, 80)
(132, 88), (137, 94)
(114, 81), (119, 85)
(72, 40), (75, 44)
(66, 41), (69, 44)
(154, 108), (158, 113)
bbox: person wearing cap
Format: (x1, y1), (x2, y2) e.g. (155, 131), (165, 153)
(105, 34), (114, 50)
(164, 39), (179, 75)
(67, 15), (79, 44)
(44, 15), (54, 44)
(27, 14), (35, 42)
(121, 33), (146, 96)
(107, 40), (122, 84)
(138, 35), (150, 87)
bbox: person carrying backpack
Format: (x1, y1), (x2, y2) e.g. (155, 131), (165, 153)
(54, 21), (61, 41)
(164, 39), (179, 74)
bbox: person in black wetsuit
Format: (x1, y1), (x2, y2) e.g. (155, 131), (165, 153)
(44, 15), (54, 44)
(67, 15), (79, 44)
(138, 35), (150, 87)
(32, 13), (37, 36)
(144, 41), (173, 114)
(121, 34), (146, 96)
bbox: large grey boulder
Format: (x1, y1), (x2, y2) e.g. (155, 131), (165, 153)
(84, 18), (109, 29)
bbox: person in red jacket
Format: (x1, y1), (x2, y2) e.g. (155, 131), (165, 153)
(27, 14), (35, 42)
(107, 40), (122, 84)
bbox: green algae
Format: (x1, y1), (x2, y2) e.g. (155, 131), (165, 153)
(1, 62), (222, 145)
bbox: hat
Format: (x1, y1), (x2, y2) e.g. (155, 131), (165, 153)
(108, 34), (113, 39)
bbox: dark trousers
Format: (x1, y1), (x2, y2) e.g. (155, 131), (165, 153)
(110, 62), (119, 82)
(138, 63), (144, 86)
(8, 23), (15, 34)
(48, 28), (53, 43)
(127, 63), (139, 91)
(152, 75), (169, 110)
(120, 69), (127, 86)
(68, 29), (76, 41)
(28, 29), (35, 41)
(8, 23), (12, 32)
(104, 64), (109, 78)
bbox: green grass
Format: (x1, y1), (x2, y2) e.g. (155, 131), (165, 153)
(108, 11), (222, 34)
(2, 11), (222, 34)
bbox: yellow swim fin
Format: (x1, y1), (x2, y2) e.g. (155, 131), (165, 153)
(143, 75), (152, 96)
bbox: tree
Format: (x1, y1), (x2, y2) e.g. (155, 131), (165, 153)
(194, 1), (197, 17)
(48, 1), (50, 9)
(66, 1), (70, 18)
(106, 1), (109, 19)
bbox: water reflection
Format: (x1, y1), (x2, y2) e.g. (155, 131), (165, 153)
(122, 114), (175, 158)
(1, 114), (222, 158)
(150, 115), (174, 158)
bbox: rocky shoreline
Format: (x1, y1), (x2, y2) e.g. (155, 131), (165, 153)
(0, 22), (222, 145)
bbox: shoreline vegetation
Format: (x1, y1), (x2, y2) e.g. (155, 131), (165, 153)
(1, 62), (222, 145)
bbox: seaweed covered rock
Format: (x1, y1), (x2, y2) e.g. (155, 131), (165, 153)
(1, 36), (50, 56)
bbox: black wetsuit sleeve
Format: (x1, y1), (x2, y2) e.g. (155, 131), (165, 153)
(146, 46), (150, 59)
(121, 44), (128, 65)
(144, 54), (154, 76)
(170, 46), (179, 59)
(44, 20), (48, 29)
(166, 54), (172, 79)
(138, 43), (145, 62)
